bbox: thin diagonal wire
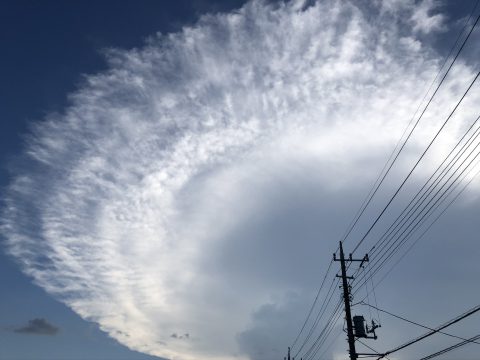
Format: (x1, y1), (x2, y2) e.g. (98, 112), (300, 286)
(339, 1), (480, 246)
(301, 299), (343, 360)
(291, 259), (334, 349)
(294, 277), (340, 356)
(315, 327), (343, 360)
(355, 116), (480, 289)
(353, 114), (480, 292)
(357, 160), (480, 302)
(351, 13), (480, 254)
(303, 301), (344, 360)
(369, 115), (480, 260)
(377, 304), (480, 359)
(357, 339), (389, 359)
(307, 307), (343, 360)
(361, 301), (480, 345)
(357, 140), (480, 291)
(418, 334), (480, 360)
(352, 71), (480, 290)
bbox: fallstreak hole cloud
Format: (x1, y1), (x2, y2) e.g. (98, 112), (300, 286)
(2, 1), (479, 360)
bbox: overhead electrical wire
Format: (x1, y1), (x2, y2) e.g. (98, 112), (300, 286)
(305, 308), (344, 360)
(342, 1), (480, 305)
(371, 118), (480, 262)
(418, 334), (480, 360)
(355, 134), (480, 336)
(377, 303), (480, 359)
(355, 160), (480, 303)
(342, 8), (480, 345)
(303, 302), (344, 360)
(339, 0), (480, 247)
(354, 124), (480, 293)
(353, 111), (480, 292)
(303, 309), (343, 360)
(360, 301), (480, 345)
(290, 247), (340, 353)
(350, 13), (480, 255)
(315, 327), (344, 360)
(367, 115), (480, 262)
(306, 124), (480, 359)
(290, 5), (480, 360)
(339, 14), (480, 357)
(300, 299), (343, 360)
(291, 259), (334, 349)
(367, 140), (480, 278)
(351, 67), (480, 289)
(366, 162), (480, 295)
(357, 339), (389, 359)
(374, 114), (480, 242)
(294, 277), (340, 357)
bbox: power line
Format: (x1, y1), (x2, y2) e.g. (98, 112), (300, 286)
(358, 144), (480, 292)
(418, 334), (480, 360)
(290, 6), (480, 360)
(360, 301), (480, 345)
(291, 244), (340, 354)
(342, 12), (480, 349)
(357, 339), (389, 360)
(364, 162), (480, 295)
(352, 67), (480, 293)
(339, 0), (480, 247)
(291, 259), (334, 349)
(350, 12), (480, 255)
(301, 299), (343, 360)
(377, 304), (480, 359)
(305, 309), (343, 360)
(304, 302), (344, 360)
(294, 277), (340, 357)
(315, 327), (343, 360)
(354, 127), (480, 293)
(369, 114), (480, 261)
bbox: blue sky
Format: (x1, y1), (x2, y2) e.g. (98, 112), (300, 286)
(1, 1), (479, 360)
(0, 2), (245, 359)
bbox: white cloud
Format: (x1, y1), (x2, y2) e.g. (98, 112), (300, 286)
(380, 0), (446, 34)
(2, 1), (479, 360)
(411, 0), (446, 34)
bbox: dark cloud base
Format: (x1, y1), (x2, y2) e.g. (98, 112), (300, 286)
(14, 318), (59, 336)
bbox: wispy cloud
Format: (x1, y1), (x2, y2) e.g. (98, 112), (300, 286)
(1, 1), (479, 359)
(13, 318), (59, 336)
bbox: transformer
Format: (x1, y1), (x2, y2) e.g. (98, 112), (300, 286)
(353, 315), (367, 338)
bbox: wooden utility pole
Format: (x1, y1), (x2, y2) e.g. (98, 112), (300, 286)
(334, 241), (369, 360)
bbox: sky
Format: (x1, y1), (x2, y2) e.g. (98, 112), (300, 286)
(0, 1), (479, 360)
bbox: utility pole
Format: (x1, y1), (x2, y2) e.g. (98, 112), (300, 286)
(334, 241), (369, 360)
